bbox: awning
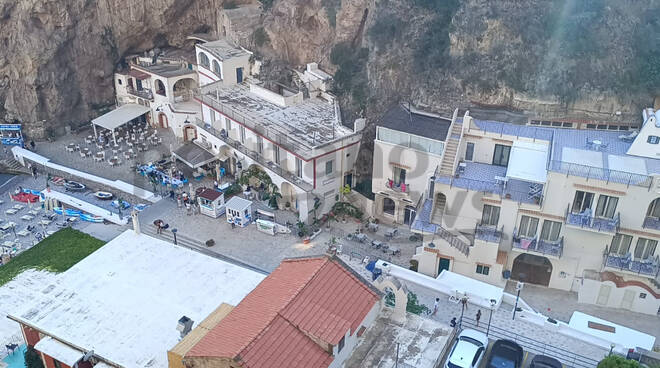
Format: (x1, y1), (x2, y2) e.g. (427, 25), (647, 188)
(506, 141), (549, 183)
(172, 143), (217, 169)
(92, 104), (150, 131)
(128, 69), (150, 80)
(34, 337), (83, 367)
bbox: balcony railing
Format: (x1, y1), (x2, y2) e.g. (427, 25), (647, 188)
(474, 223), (502, 244)
(385, 179), (409, 193)
(126, 87), (154, 101)
(548, 160), (653, 189)
(642, 216), (660, 231)
(565, 206), (620, 234)
(602, 251), (660, 278)
(512, 229), (564, 258)
(435, 175), (543, 205)
(194, 119), (313, 192)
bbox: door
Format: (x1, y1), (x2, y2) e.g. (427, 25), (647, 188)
(344, 173), (353, 188)
(136, 79), (143, 90)
(403, 206), (416, 225)
(236, 67), (244, 83)
(620, 289), (635, 310)
(596, 285), (611, 306)
(438, 257), (450, 275)
(185, 126), (197, 141)
(158, 113), (167, 128)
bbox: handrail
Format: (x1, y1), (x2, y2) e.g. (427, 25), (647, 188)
(549, 160), (652, 189)
(512, 228), (564, 258)
(436, 174), (543, 205)
(565, 205), (620, 233)
(449, 116), (466, 176)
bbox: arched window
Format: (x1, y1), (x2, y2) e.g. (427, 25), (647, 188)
(198, 52), (210, 68)
(155, 79), (166, 97)
(383, 197), (395, 216)
(647, 198), (660, 219)
(212, 60), (222, 77)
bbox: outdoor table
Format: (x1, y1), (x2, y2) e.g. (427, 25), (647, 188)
(123, 151), (132, 160)
(139, 144), (148, 152)
(355, 233), (368, 243)
(109, 157), (120, 167)
(85, 136), (93, 144)
(81, 148), (91, 156)
(384, 228), (398, 239)
(371, 240), (383, 249)
(94, 152), (105, 162)
(20, 215), (34, 221)
(388, 246), (401, 256)
(66, 143), (76, 153)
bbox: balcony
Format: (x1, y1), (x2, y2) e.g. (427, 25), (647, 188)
(194, 119), (313, 192)
(603, 252), (660, 278)
(565, 206), (620, 234)
(126, 87), (154, 101)
(512, 231), (564, 258)
(642, 216), (660, 231)
(474, 223), (502, 244)
(385, 179), (409, 194)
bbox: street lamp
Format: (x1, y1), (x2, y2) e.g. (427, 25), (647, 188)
(172, 228), (178, 245)
(487, 298), (497, 336)
(512, 280), (524, 320)
(459, 294), (469, 328)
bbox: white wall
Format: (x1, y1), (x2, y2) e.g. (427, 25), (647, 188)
(328, 301), (381, 368)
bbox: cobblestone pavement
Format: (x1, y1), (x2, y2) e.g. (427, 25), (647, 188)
(505, 281), (660, 346)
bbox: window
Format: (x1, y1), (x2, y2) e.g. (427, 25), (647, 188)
(634, 238), (657, 260)
(608, 125), (619, 130)
(274, 144), (280, 164)
(212, 60), (222, 77)
(492, 144), (511, 166)
(571, 191), (594, 213)
(465, 142), (474, 161)
(597, 124), (607, 130)
(337, 336), (345, 353)
(476, 264), (490, 275)
(383, 197), (395, 216)
(117, 79), (123, 85)
(562, 122), (573, 128)
(540, 220), (562, 242)
(586, 124), (597, 129)
(647, 198), (660, 218)
(198, 52), (210, 68)
(518, 215), (539, 238)
(552, 121), (562, 127)
(210, 109), (216, 124)
(155, 79), (166, 96)
(647, 136), (660, 144)
(481, 205), (500, 227)
(239, 125), (246, 144)
(595, 195), (618, 219)
(325, 160), (333, 176)
(257, 136), (263, 154)
(393, 167), (406, 186)
(610, 234), (632, 256)
(296, 157), (303, 178)
(225, 117), (232, 132)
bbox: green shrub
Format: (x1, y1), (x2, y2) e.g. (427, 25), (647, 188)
(412, 0), (460, 70)
(322, 0), (341, 27)
(597, 355), (642, 368)
(25, 346), (45, 368)
(253, 27), (270, 47)
(330, 42), (369, 110)
(368, 14), (404, 52)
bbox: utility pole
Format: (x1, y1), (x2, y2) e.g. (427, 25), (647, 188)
(487, 299), (496, 336)
(395, 343), (400, 368)
(512, 281), (524, 320)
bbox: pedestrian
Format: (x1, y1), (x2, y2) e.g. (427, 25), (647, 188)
(476, 309), (482, 327)
(432, 297), (439, 315)
(214, 180), (218, 190)
(3, 146), (7, 156)
(29, 140), (35, 150)
(450, 317), (457, 328)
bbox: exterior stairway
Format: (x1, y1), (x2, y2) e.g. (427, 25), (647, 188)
(438, 120), (463, 176)
(0, 158), (31, 175)
(431, 194), (445, 225)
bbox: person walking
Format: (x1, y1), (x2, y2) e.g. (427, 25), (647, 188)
(432, 297), (440, 316)
(450, 317), (457, 328)
(476, 309), (482, 327)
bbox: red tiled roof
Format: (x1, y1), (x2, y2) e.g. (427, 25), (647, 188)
(186, 256), (380, 368)
(128, 69), (150, 80)
(198, 188), (222, 201)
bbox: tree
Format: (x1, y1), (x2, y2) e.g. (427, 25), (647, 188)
(597, 355), (642, 368)
(25, 346), (45, 368)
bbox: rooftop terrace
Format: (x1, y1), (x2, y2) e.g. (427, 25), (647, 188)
(132, 63), (195, 78)
(199, 80), (354, 150)
(198, 39), (250, 60)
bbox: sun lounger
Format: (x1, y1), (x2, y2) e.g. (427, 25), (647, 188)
(5, 209), (18, 215)
(20, 215), (34, 221)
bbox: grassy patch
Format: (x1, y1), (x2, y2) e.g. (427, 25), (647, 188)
(0, 228), (104, 286)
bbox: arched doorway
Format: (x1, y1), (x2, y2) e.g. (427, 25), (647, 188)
(280, 182), (297, 211)
(155, 79), (166, 97)
(158, 113), (168, 129)
(432, 192), (446, 224)
(183, 125), (197, 142)
(511, 253), (553, 286)
(173, 78), (196, 100)
(383, 197), (395, 216)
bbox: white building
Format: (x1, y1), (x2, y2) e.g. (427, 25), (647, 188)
(373, 104), (660, 315)
(192, 39), (364, 223)
(114, 48), (200, 140)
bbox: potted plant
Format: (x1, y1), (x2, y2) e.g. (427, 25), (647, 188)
(205, 239), (215, 247)
(285, 201), (291, 209)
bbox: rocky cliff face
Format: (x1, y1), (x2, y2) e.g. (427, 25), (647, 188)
(0, 0), (219, 137)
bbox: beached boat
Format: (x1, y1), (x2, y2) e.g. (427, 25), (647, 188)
(80, 213), (104, 223)
(64, 181), (86, 192)
(10, 191), (39, 203)
(50, 176), (66, 186)
(134, 203), (148, 211)
(53, 207), (82, 216)
(94, 191), (113, 200)
(111, 200), (131, 210)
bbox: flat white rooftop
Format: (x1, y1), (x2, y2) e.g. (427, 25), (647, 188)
(201, 81), (354, 149)
(9, 230), (266, 368)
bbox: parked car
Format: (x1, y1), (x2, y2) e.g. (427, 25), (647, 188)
(445, 329), (489, 368)
(529, 355), (562, 368)
(486, 339), (524, 368)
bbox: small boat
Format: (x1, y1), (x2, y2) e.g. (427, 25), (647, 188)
(94, 191), (113, 200)
(53, 207), (82, 217)
(10, 192), (40, 203)
(111, 200), (131, 210)
(134, 204), (148, 212)
(50, 176), (66, 186)
(64, 181), (86, 192)
(80, 213), (104, 223)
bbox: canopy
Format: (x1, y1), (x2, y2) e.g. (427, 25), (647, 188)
(506, 141), (549, 183)
(568, 311), (655, 352)
(172, 143), (216, 169)
(92, 104), (150, 132)
(34, 337), (83, 367)
(226, 196), (252, 212)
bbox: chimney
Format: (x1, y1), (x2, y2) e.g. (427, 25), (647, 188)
(177, 316), (194, 339)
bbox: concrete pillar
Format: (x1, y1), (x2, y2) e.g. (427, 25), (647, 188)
(92, 123), (98, 138)
(131, 210), (140, 234)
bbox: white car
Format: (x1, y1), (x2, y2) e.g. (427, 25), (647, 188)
(445, 329), (489, 368)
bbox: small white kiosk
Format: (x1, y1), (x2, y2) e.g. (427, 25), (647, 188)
(225, 196), (253, 227)
(197, 188), (225, 218)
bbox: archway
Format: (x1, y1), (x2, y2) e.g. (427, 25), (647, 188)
(511, 253), (552, 287)
(155, 79), (166, 97)
(198, 52), (210, 68)
(158, 113), (168, 129)
(383, 197), (395, 216)
(183, 125), (197, 142)
(240, 164), (276, 206)
(173, 78), (196, 100)
(280, 181), (297, 211)
(432, 192), (446, 224)
(374, 276), (407, 324)
(212, 60), (222, 77)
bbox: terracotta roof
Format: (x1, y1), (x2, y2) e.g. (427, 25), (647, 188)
(186, 256), (380, 368)
(198, 188), (222, 201)
(128, 69), (150, 80)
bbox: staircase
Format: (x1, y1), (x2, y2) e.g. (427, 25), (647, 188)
(431, 194), (445, 225)
(0, 158), (30, 175)
(438, 120), (463, 176)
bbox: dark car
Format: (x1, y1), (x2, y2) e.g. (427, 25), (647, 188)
(530, 355), (563, 368)
(486, 339), (524, 368)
